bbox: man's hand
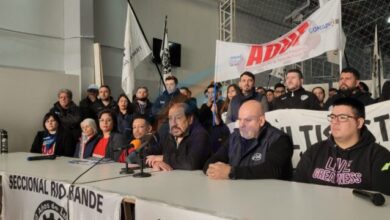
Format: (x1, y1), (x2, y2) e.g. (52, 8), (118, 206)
(206, 162), (231, 179)
(152, 161), (173, 172)
(146, 155), (163, 167)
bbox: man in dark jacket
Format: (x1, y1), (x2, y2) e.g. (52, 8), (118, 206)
(133, 86), (153, 121)
(50, 88), (81, 141)
(226, 71), (269, 123)
(273, 69), (321, 110)
(203, 100), (293, 180)
(146, 103), (211, 171)
(295, 97), (390, 195)
(152, 75), (187, 117)
(323, 67), (375, 110)
(79, 84), (99, 120)
(91, 85), (118, 117)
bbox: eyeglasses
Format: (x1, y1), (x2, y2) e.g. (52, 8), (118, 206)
(327, 114), (357, 122)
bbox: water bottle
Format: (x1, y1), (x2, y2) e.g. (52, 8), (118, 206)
(0, 129), (8, 154)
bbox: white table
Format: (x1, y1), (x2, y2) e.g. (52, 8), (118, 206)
(1, 152), (389, 220)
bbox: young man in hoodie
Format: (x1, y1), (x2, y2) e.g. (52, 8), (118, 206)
(295, 97), (390, 195)
(272, 69), (321, 110)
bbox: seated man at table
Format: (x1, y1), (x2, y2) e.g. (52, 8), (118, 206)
(203, 100), (293, 180)
(295, 97), (390, 195)
(146, 103), (211, 171)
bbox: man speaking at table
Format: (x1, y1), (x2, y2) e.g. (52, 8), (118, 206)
(146, 103), (211, 171)
(203, 100), (293, 180)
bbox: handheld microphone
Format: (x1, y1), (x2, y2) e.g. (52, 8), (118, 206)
(27, 155), (57, 161)
(352, 189), (386, 206)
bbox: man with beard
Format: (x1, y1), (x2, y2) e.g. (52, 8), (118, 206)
(133, 86), (153, 121)
(146, 103), (211, 171)
(226, 71), (268, 123)
(273, 69), (321, 110)
(203, 100), (293, 180)
(91, 85), (118, 117)
(323, 67), (375, 110)
(50, 88), (81, 141)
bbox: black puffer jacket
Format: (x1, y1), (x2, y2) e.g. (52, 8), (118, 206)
(273, 87), (321, 110)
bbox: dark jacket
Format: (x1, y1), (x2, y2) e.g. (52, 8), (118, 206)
(272, 87), (321, 111)
(116, 111), (133, 141)
(226, 88), (269, 123)
(159, 121), (211, 170)
(203, 122), (293, 180)
(324, 89), (375, 110)
(91, 97), (118, 117)
(295, 126), (390, 195)
(95, 132), (127, 162)
(50, 101), (81, 141)
(31, 128), (76, 157)
(79, 97), (97, 120)
(133, 99), (153, 120)
(73, 134), (100, 158)
(152, 89), (184, 116)
(199, 99), (224, 129)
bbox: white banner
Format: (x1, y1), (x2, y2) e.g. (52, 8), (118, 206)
(1, 173), (122, 220)
(265, 101), (390, 167)
(122, 5), (152, 98)
(214, 0), (341, 82)
(135, 198), (230, 220)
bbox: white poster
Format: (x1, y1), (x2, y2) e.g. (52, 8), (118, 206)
(1, 173), (122, 220)
(135, 198), (231, 220)
(214, 0), (341, 82)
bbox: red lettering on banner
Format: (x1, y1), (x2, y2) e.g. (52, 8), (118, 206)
(246, 45), (263, 66)
(246, 21), (310, 67)
(263, 43), (281, 62)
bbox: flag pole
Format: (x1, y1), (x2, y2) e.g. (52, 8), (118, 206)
(126, 0), (167, 92)
(338, 0), (343, 73)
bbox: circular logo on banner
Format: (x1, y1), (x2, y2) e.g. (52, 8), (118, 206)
(34, 200), (67, 220)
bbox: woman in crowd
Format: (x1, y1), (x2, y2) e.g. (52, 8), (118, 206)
(92, 109), (126, 161)
(116, 93), (134, 141)
(31, 112), (75, 156)
(220, 84), (240, 123)
(312, 86), (326, 108)
(73, 118), (99, 158)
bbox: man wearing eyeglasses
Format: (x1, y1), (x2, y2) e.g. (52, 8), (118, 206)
(295, 97), (390, 195)
(203, 100), (293, 180)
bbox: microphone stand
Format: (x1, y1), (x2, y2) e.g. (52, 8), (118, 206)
(120, 144), (134, 174)
(67, 156), (108, 220)
(133, 146), (151, 178)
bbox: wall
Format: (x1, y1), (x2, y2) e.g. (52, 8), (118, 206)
(0, 0), (87, 152)
(0, 67), (79, 152)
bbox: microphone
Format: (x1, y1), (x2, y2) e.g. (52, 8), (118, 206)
(119, 139), (142, 174)
(27, 155), (57, 161)
(114, 139), (142, 152)
(133, 133), (154, 178)
(352, 189), (386, 206)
